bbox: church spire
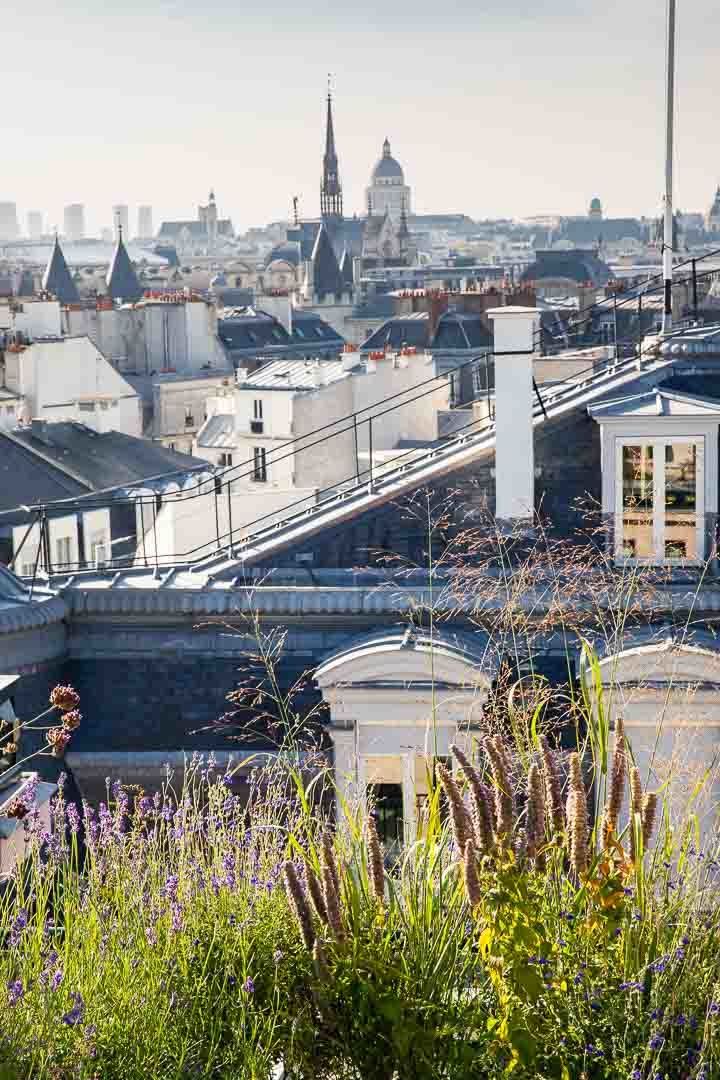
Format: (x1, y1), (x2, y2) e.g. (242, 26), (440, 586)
(320, 76), (343, 223)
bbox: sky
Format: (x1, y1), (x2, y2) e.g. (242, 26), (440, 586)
(3, 0), (720, 235)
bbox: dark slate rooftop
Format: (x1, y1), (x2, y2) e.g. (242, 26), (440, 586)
(360, 310), (491, 352)
(218, 309), (290, 352)
(555, 218), (647, 245)
(106, 235), (143, 303)
(0, 423), (208, 512)
(265, 242), (302, 268)
(157, 220), (234, 239)
(42, 237), (80, 305)
(521, 249), (611, 288)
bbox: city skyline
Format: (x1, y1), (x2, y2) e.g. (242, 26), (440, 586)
(2, 0), (720, 234)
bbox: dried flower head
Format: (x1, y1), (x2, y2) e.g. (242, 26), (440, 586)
(61, 710), (82, 732)
(3, 797), (29, 821)
(629, 766), (643, 862)
(525, 762), (546, 863)
(46, 727), (72, 759)
(450, 743), (494, 854)
(601, 717), (627, 850)
(304, 862), (328, 925)
(566, 753), (589, 877)
(49, 686), (80, 712)
(463, 839), (482, 909)
(436, 762), (471, 853)
(641, 791), (658, 852)
(365, 815), (385, 903)
(283, 861), (315, 951)
(539, 735), (564, 833)
(320, 833), (345, 942)
(483, 737), (514, 844)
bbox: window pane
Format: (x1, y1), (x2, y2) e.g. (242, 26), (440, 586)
(665, 442), (697, 559)
(367, 783), (403, 856)
(622, 445), (654, 557)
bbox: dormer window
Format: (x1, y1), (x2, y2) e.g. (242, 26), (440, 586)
(588, 387), (720, 567)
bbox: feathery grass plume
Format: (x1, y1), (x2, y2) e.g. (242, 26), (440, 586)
(321, 832), (341, 903)
(601, 717), (627, 850)
(539, 735), (564, 833)
(525, 762), (546, 863)
(641, 791), (658, 852)
(463, 839), (482, 909)
(365, 815), (385, 903)
(320, 835), (345, 942)
(450, 743), (494, 854)
(436, 762), (471, 853)
(284, 861), (315, 951)
(305, 861), (328, 925)
(566, 753), (589, 877)
(483, 737), (514, 843)
(629, 765), (643, 862)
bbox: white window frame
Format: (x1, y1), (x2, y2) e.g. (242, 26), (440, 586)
(614, 435), (705, 566)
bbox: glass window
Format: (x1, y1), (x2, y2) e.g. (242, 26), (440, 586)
(55, 537), (72, 568)
(621, 444), (654, 558)
(367, 783), (403, 856)
(617, 439), (703, 563)
(253, 447), (267, 482)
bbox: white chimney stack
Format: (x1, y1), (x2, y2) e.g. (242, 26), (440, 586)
(487, 306), (541, 523)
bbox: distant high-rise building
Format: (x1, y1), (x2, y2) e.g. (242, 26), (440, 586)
(27, 211), (43, 239)
(0, 202), (20, 242)
(113, 204), (129, 239)
(64, 204), (86, 242)
(137, 205), (153, 240)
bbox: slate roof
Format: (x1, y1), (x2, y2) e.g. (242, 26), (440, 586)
(555, 218), (646, 244)
(0, 423), (208, 511)
(106, 235), (143, 303)
(371, 139), (404, 182)
(42, 237), (80, 305)
(290, 310), (344, 346)
(265, 242), (301, 268)
(311, 224), (344, 299)
(360, 311), (491, 352)
(196, 414), (235, 449)
(218, 309), (291, 352)
(238, 358), (348, 391)
(521, 249), (611, 288)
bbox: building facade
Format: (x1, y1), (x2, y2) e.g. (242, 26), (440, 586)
(366, 138), (412, 220)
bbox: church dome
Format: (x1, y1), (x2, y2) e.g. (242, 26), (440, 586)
(372, 138), (404, 183)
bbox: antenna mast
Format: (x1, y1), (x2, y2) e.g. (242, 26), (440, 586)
(662, 0), (676, 335)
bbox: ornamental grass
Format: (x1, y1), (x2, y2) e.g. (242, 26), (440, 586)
(1, 686), (720, 1077)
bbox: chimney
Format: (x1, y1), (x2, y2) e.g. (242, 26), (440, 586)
(30, 418), (52, 445)
(427, 291), (449, 339)
(487, 306), (541, 523)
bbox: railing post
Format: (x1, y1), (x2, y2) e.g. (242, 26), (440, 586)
(353, 415), (360, 483)
(214, 476), (222, 551)
(368, 418), (374, 489)
(692, 259), (698, 320)
(227, 480), (233, 551)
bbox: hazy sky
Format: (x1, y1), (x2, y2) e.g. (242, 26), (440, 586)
(3, 0), (719, 234)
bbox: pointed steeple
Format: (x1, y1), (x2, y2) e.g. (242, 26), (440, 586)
(106, 227), (143, 303)
(42, 235), (80, 304)
(320, 77), (343, 223)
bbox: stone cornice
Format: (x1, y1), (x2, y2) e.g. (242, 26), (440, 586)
(0, 595), (68, 637)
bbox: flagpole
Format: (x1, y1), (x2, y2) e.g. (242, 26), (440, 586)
(662, 0), (676, 335)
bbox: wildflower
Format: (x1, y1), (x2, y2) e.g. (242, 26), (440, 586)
(436, 763), (471, 853)
(525, 762), (546, 863)
(273, 950), (283, 964)
(145, 927), (158, 947)
(62, 992), (85, 1026)
(50, 685), (80, 712)
(8, 908), (28, 948)
(463, 839), (482, 909)
(601, 717), (626, 848)
(320, 833), (345, 942)
(539, 735), (564, 833)
(7, 980), (23, 1006)
(61, 709), (82, 732)
(365, 814), (385, 903)
(648, 1033), (664, 1051)
(46, 727), (72, 758)
(450, 743), (494, 853)
(709, 1001), (720, 1015)
(566, 753), (589, 877)
(284, 861), (315, 951)
(243, 976), (255, 994)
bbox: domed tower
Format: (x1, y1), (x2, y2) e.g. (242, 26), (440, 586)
(366, 138), (412, 220)
(588, 196), (603, 221)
